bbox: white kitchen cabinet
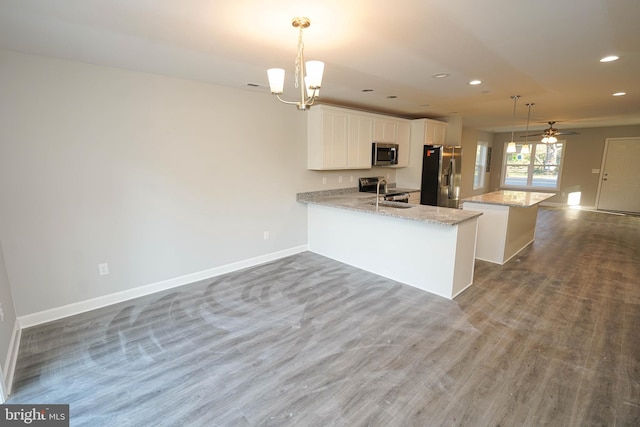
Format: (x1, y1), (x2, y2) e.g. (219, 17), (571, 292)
(425, 119), (447, 145)
(308, 105), (412, 170)
(307, 106), (349, 170)
(347, 113), (375, 169)
(394, 120), (411, 167)
(373, 118), (397, 143)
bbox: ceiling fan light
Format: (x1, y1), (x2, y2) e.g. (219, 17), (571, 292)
(548, 136), (558, 143)
(267, 68), (285, 94)
(541, 136), (549, 143)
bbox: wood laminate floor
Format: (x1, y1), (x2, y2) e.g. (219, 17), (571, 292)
(7, 207), (640, 426)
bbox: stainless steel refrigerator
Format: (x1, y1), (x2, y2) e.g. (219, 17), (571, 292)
(420, 145), (462, 208)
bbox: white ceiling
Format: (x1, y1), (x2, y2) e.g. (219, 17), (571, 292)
(1, 0), (639, 133)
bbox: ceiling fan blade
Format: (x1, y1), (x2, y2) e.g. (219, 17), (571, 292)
(556, 131), (579, 135)
(520, 133), (545, 137)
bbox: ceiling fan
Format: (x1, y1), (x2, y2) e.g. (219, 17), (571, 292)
(522, 121), (579, 142)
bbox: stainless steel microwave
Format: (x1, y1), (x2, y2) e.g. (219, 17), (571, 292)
(372, 142), (399, 166)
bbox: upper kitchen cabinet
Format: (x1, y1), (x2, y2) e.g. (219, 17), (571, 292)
(373, 117), (411, 168)
(394, 120), (411, 167)
(307, 105), (410, 170)
(347, 113), (375, 169)
(307, 106), (349, 170)
(373, 118), (397, 143)
(424, 119), (448, 145)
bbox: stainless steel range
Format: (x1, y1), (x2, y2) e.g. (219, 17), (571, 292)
(359, 177), (413, 203)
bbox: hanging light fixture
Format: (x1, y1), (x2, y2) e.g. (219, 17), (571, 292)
(506, 95), (520, 153)
(267, 17), (324, 111)
(522, 102), (534, 154)
(541, 121), (558, 143)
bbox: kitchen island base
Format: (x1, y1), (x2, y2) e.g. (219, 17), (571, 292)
(463, 202), (538, 265)
(307, 204), (478, 299)
(462, 190), (555, 265)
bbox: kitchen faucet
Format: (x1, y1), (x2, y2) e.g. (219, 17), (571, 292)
(376, 178), (387, 210)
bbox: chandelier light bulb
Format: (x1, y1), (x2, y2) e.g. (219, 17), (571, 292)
(305, 60), (324, 89)
(267, 68), (285, 94)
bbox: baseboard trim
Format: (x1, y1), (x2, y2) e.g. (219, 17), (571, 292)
(18, 245), (308, 329)
(2, 319), (22, 400)
(540, 202), (598, 210)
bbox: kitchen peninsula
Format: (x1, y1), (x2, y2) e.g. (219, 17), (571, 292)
(462, 190), (555, 265)
(297, 190), (482, 299)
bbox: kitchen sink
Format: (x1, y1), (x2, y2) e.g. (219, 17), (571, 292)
(368, 201), (414, 209)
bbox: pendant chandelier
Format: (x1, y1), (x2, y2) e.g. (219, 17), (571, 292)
(267, 17), (325, 111)
(506, 95), (520, 153)
(521, 103), (534, 154)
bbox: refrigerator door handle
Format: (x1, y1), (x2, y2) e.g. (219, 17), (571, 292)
(448, 159), (455, 198)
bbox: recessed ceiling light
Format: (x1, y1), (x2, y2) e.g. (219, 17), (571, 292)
(469, 80), (482, 85)
(613, 92), (626, 96)
(362, 89), (374, 92)
(600, 55), (619, 62)
(419, 104), (430, 107)
(386, 95), (398, 99)
(432, 73), (450, 79)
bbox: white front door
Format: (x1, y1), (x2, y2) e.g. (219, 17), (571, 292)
(597, 137), (640, 213)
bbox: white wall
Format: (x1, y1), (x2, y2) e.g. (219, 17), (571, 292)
(0, 241), (18, 383)
(0, 50), (317, 317)
(460, 128), (495, 198)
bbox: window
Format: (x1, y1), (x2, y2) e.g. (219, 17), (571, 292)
(502, 141), (564, 189)
(473, 141), (489, 190)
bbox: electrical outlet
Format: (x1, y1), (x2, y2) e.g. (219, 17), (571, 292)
(98, 263), (109, 275)
(264, 231), (270, 240)
(338, 176), (343, 184)
(322, 176), (327, 185)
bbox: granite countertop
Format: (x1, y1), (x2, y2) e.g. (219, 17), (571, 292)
(463, 190), (556, 207)
(297, 189), (482, 226)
